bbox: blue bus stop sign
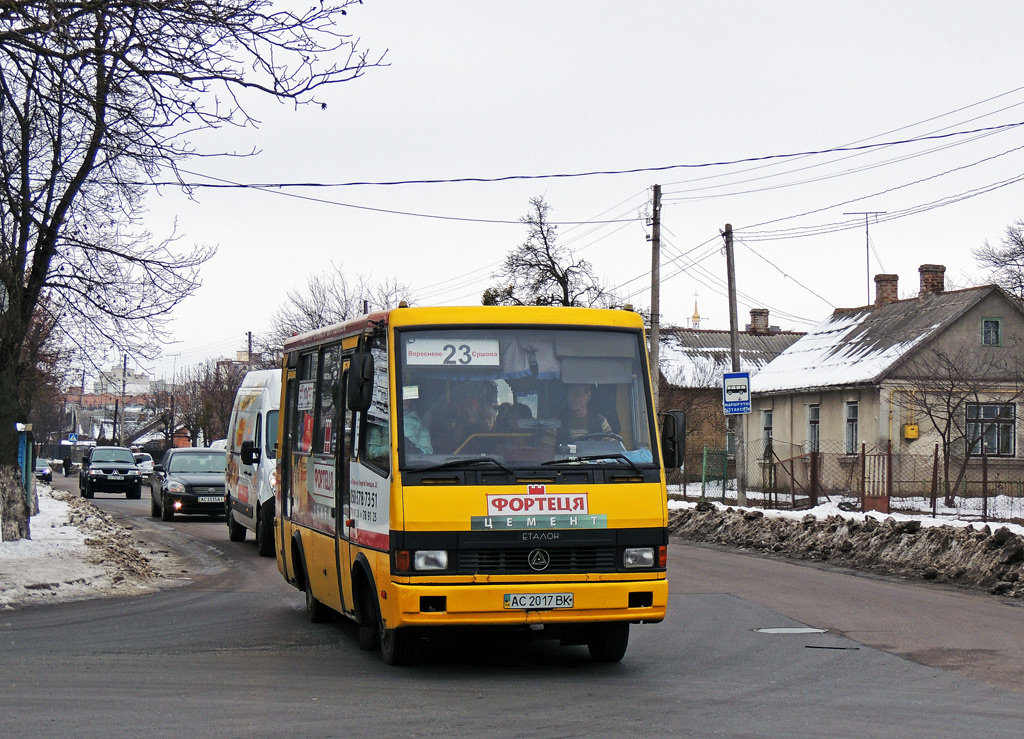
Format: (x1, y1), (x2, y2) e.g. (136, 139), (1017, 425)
(722, 372), (751, 415)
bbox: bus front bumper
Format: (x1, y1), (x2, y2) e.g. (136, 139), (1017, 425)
(387, 578), (667, 629)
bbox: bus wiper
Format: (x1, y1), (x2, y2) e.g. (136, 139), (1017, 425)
(542, 454), (643, 474)
(417, 457), (513, 474)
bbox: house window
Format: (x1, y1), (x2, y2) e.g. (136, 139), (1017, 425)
(807, 404), (820, 453)
(762, 410), (773, 441)
(845, 402), (858, 454)
(982, 318), (1002, 346)
(967, 403), (1015, 457)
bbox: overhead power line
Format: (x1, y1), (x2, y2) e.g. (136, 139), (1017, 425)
(157, 121), (1024, 190)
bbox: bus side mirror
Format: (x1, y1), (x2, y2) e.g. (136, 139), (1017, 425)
(241, 439), (260, 466)
(661, 410), (686, 469)
(348, 352), (374, 412)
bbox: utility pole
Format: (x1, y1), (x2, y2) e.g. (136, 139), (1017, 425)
(119, 354), (128, 445)
(844, 211), (886, 304)
(649, 184), (662, 415)
(723, 224), (747, 505)
(247, 332), (253, 368)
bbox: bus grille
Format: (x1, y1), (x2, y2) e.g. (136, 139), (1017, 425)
(459, 546), (617, 574)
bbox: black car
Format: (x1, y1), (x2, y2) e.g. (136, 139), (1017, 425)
(150, 447), (227, 522)
(80, 446), (144, 499)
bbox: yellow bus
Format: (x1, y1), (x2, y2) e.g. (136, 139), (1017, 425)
(273, 305), (684, 664)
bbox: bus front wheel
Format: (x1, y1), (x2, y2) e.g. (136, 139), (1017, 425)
(587, 622), (630, 662)
(372, 595), (417, 666)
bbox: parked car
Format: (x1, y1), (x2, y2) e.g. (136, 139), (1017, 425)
(150, 447), (228, 522)
(79, 446), (144, 499)
(34, 459), (52, 483)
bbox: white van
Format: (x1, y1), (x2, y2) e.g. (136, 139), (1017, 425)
(225, 369), (281, 556)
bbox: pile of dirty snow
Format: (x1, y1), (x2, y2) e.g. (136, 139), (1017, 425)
(669, 499), (1024, 598)
(0, 486), (157, 609)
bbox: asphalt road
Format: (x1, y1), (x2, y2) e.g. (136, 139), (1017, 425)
(1, 475), (1021, 737)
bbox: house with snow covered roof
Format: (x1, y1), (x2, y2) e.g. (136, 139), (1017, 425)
(742, 264), (1024, 494)
(659, 308), (804, 479)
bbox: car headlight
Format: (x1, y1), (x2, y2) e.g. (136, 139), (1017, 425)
(166, 481), (186, 494)
(413, 550), (449, 571)
(623, 547), (655, 568)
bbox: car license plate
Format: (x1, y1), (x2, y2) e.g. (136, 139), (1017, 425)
(503, 592), (573, 610)
(199, 496), (224, 503)
(107, 475), (123, 481)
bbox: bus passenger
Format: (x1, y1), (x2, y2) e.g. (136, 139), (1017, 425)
(428, 381), (497, 454)
(402, 398), (432, 454)
(497, 402), (533, 431)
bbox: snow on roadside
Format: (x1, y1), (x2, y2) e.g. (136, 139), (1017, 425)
(0, 484), (159, 610)
(668, 493), (1024, 598)
(668, 494), (1024, 538)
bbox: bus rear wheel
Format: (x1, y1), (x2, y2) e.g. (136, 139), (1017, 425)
(587, 622), (630, 663)
(303, 563), (331, 624)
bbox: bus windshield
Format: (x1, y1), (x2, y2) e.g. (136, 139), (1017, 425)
(396, 326), (656, 469)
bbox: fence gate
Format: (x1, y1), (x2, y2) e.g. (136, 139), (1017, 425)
(701, 447), (729, 502)
(861, 443), (891, 514)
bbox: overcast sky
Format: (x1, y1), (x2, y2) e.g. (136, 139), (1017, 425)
(133, 1), (1024, 381)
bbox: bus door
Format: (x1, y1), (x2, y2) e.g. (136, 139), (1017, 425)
(334, 365), (356, 617)
(346, 343), (392, 558)
(277, 368), (296, 575)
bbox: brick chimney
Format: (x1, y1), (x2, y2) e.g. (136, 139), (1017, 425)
(919, 264), (945, 295)
(749, 308), (770, 335)
(874, 274), (899, 307)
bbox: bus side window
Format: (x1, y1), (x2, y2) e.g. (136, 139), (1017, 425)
(363, 416), (390, 472)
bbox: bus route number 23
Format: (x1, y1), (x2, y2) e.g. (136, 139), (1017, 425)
(442, 344), (473, 365)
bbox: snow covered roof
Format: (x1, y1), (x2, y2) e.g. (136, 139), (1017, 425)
(660, 327), (804, 388)
(751, 285), (1005, 395)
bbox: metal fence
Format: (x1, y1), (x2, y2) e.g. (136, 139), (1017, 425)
(721, 438), (1024, 525)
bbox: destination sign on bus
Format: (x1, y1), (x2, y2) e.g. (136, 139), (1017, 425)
(405, 338), (500, 366)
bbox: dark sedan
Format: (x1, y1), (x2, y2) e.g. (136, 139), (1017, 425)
(34, 459), (52, 483)
(150, 447), (227, 522)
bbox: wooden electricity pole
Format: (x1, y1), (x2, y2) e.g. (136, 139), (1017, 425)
(650, 184), (661, 415)
(723, 224), (747, 505)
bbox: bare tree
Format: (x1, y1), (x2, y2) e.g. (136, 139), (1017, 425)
(202, 360), (247, 444)
(891, 338), (1024, 506)
(974, 219), (1024, 300)
(263, 261), (413, 349)
(0, 1), (383, 539)
(175, 365), (210, 448)
(142, 385), (177, 451)
(483, 196), (610, 307)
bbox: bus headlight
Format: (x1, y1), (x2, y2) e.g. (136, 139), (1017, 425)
(413, 550), (449, 571)
(623, 547), (655, 568)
